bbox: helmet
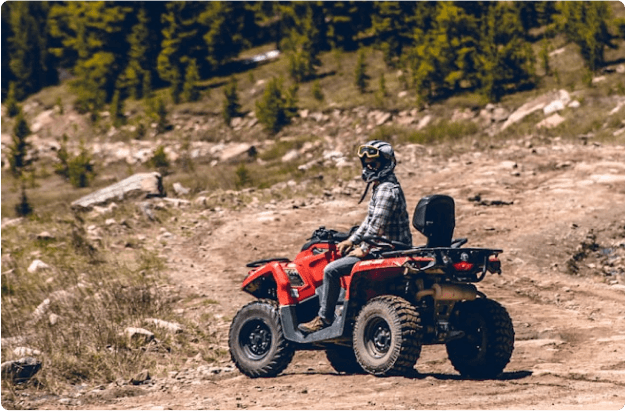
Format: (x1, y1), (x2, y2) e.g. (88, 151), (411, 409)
(357, 140), (396, 183)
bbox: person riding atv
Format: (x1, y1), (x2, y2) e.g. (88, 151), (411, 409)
(299, 140), (412, 334)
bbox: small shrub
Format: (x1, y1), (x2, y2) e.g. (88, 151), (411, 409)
(312, 79), (324, 101)
(354, 49), (369, 94)
(235, 163), (253, 189)
(5, 82), (21, 117)
(14, 182), (33, 217)
(222, 76), (241, 126)
(403, 120), (480, 145)
(67, 142), (95, 188)
(148, 145), (170, 175)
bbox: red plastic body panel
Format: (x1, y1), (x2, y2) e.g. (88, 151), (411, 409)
(242, 242), (438, 305)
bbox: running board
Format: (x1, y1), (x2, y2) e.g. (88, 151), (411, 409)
(280, 305), (348, 344)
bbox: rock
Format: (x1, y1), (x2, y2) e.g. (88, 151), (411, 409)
(417, 115), (432, 130)
(376, 112), (392, 126)
(36, 231), (55, 241)
(536, 113), (566, 129)
(49, 313), (60, 326)
(543, 100), (566, 116)
(123, 327), (155, 345)
(72, 173), (164, 210)
(1, 357), (42, 382)
(173, 182), (190, 196)
(219, 143), (252, 162)
(145, 318), (184, 334)
(592, 76), (606, 84)
(281, 149), (299, 162)
(491, 107), (509, 123)
(31, 110), (55, 133)
(130, 369), (151, 385)
(28, 260), (50, 273)
(1, 218), (23, 229)
(13, 347), (42, 357)
(568, 100), (581, 108)
(502, 90), (568, 130)
(32, 298), (50, 321)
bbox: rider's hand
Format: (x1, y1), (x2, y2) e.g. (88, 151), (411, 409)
(348, 247), (367, 258)
(337, 239), (354, 256)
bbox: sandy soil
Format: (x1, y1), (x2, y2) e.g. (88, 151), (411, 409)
(35, 139), (625, 410)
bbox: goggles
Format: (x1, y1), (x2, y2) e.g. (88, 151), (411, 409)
(357, 145), (380, 159)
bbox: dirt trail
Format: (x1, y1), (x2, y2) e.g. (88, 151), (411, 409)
(81, 140), (625, 409)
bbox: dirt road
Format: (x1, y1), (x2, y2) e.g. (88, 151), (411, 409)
(68, 139), (625, 409)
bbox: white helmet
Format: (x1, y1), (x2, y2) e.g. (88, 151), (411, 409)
(357, 140), (396, 183)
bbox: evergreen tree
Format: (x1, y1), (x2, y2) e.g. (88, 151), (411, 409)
(324, 2), (372, 51)
(48, 2), (132, 113)
(9, 110), (33, 178)
(222, 76), (241, 126)
(279, 3), (326, 81)
(312, 79), (324, 101)
(15, 181), (33, 217)
(157, 2), (207, 102)
(182, 59), (201, 103)
(5, 82), (21, 117)
(556, 2), (614, 72)
(199, 2), (255, 72)
(255, 77), (290, 134)
(121, 7), (155, 100)
(1, 5), (15, 100)
(110, 89), (125, 126)
(354, 49), (369, 93)
(5, 2), (57, 99)
(371, 2), (419, 67)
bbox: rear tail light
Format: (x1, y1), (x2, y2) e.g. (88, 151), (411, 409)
(453, 261), (474, 271)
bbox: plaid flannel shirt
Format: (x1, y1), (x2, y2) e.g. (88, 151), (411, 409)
(349, 174), (412, 253)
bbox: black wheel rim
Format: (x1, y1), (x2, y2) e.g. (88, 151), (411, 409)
(364, 317), (392, 358)
(239, 319), (272, 360)
(459, 314), (486, 358)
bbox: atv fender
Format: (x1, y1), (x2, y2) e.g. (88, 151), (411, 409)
(242, 262), (296, 305)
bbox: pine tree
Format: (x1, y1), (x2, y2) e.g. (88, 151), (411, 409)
(371, 2), (419, 68)
(15, 181), (33, 217)
(122, 7), (153, 100)
(556, 2), (613, 72)
(6, 2), (57, 99)
(312, 79), (324, 101)
(48, 2), (132, 114)
(9, 110), (33, 178)
(222, 76), (241, 126)
(255, 77), (289, 135)
(182, 59), (201, 103)
(110, 89), (125, 126)
(5, 82), (21, 117)
(157, 2), (206, 103)
(200, 2), (255, 72)
(354, 49), (369, 93)
(1, 6), (15, 100)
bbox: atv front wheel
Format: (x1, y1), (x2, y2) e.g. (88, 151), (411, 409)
(325, 345), (365, 375)
(229, 300), (295, 378)
(353, 296), (422, 376)
(446, 298), (514, 379)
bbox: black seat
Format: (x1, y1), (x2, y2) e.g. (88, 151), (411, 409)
(412, 195), (455, 248)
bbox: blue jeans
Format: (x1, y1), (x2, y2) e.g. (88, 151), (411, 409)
(318, 256), (361, 322)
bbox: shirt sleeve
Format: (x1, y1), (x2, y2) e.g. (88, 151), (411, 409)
(350, 184), (397, 252)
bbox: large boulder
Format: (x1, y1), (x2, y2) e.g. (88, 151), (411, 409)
(71, 172), (164, 210)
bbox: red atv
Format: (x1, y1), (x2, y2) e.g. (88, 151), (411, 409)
(229, 195), (514, 378)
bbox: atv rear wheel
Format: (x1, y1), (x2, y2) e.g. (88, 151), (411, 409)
(325, 345), (365, 375)
(353, 296), (422, 376)
(446, 298), (514, 379)
(229, 300), (295, 378)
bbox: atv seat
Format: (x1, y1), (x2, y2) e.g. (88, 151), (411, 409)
(412, 194), (455, 248)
